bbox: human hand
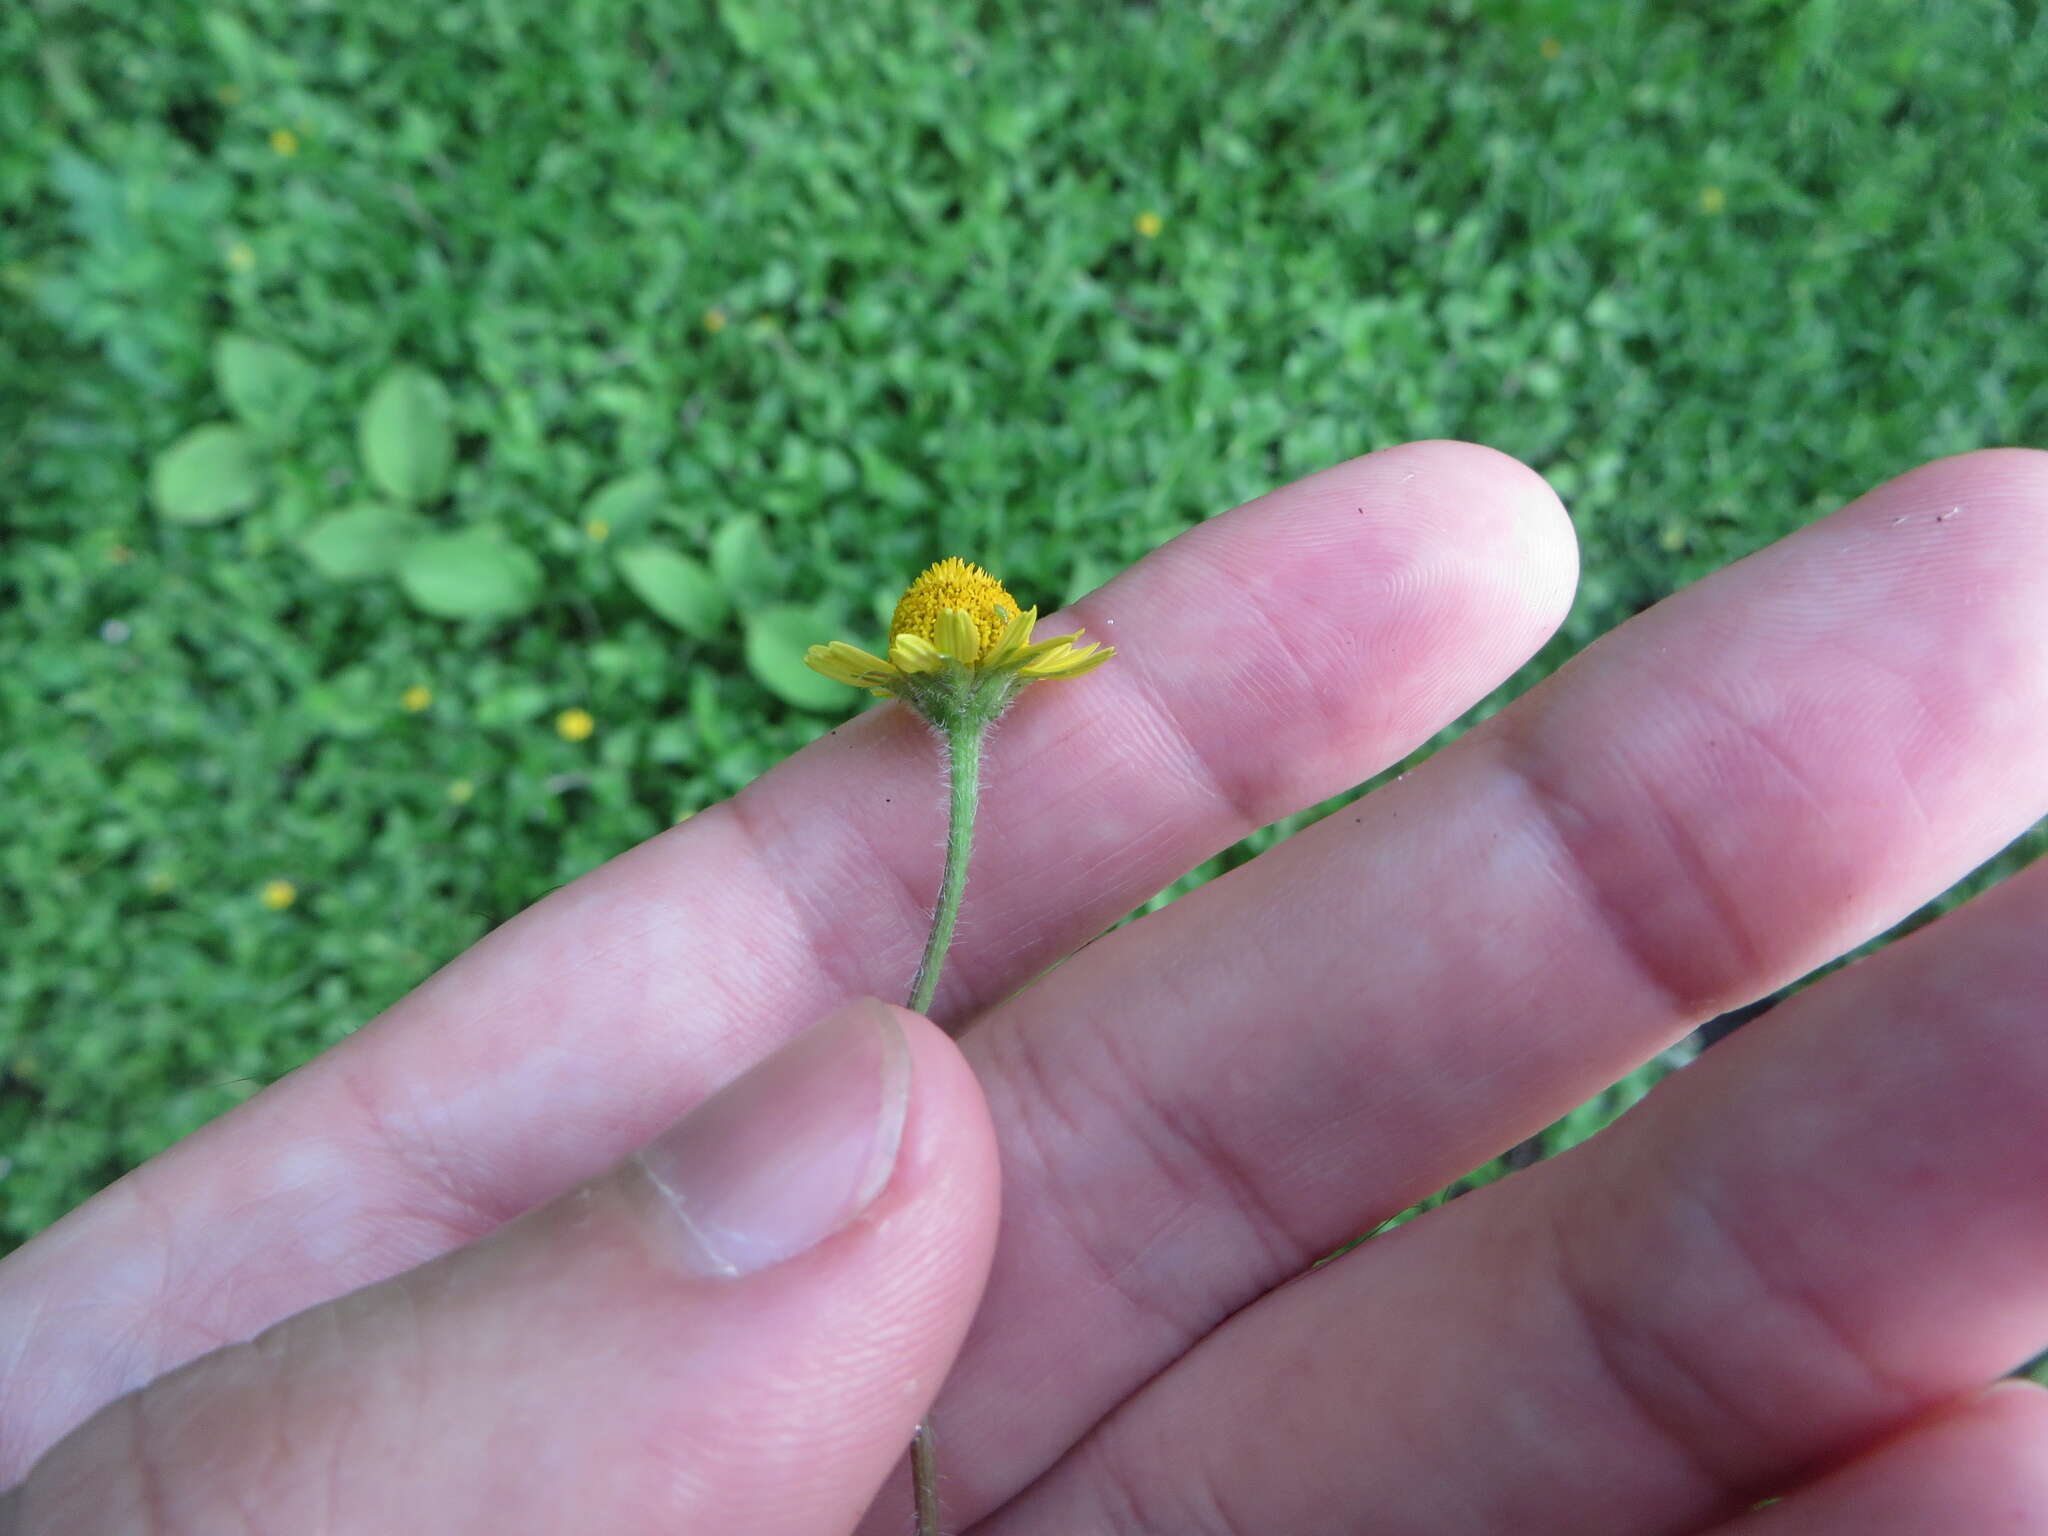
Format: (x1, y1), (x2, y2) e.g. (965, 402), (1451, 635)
(6, 442), (2048, 1533)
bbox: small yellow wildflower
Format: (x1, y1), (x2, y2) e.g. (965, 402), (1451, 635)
(269, 127), (300, 157)
(144, 868), (175, 895)
(1699, 185), (1727, 215)
(1134, 210), (1164, 239)
(217, 84), (243, 106)
(1539, 36), (1563, 60)
(805, 557), (1112, 701)
(703, 306), (728, 334)
(226, 241), (256, 272)
(401, 684), (433, 713)
(586, 517), (611, 543)
(261, 878), (297, 911)
(556, 707), (596, 742)
(448, 777), (475, 805)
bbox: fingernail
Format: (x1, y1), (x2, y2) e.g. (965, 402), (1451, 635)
(634, 999), (911, 1279)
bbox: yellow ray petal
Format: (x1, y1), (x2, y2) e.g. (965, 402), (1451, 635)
(1022, 642), (1114, 679)
(981, 605), (1037, 669)
(805, 642), (895, 688)
(1009, 629), (1086, 665)
(935, 607), (981, 663)
(1017, 640), (1074, 674)
(890, 632), (946, 674)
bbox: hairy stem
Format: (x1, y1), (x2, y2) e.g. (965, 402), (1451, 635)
(901, 704), (990, 1536)
(911, 1419), (942, 1536)
(906, 713), (983, 1017)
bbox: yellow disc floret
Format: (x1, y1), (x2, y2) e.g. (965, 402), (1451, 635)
(889, 558), (1021, 660)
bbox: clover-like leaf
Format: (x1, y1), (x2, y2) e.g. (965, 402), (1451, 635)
(359, 366), (456, 504)
(397, 529), (541, 620)
(616, 543), (729, 638)
(150, 424), (264, 525)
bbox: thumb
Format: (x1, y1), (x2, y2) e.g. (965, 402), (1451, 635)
(5, 1001), (1000, 1535)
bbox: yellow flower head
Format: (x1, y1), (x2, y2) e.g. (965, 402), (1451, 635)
(556, 707), (595, 742)
(401, 684), (433, 713)
(269, 127), (300, 157)
(1699, 185), (1727, 215)
(261, 878), (297, 911)
(1134, 210), (1164, 239)
(805, 557), (1113, 704)
(889, 557), (1021, 657)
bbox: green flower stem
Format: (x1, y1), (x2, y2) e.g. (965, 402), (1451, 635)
(900, 677), (1010, 1536)
(910, 1419), (942, 1536)
(906, 710), (984, 1017)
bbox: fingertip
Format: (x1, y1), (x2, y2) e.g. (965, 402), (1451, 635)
(1370, 437), (1581, 624)
(1870, 444), (2048, 504)
(1261, 439), (1581, 648)
(1834, 445), (2048, 562)
(1045, 439), (1582, 834)
(1328, 439), (1582, 718)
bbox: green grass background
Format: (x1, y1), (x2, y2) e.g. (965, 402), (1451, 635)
(4, 0), (2045, 1253)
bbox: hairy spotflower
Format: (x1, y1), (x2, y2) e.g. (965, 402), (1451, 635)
(804, 558), (1111, 715)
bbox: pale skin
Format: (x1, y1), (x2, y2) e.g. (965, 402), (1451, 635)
(5, 441), (2048, 1533)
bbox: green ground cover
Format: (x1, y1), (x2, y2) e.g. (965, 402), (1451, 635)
(3, 0), (2044, 1249)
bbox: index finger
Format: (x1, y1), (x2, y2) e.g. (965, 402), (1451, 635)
(0, 440), (1577, 1483)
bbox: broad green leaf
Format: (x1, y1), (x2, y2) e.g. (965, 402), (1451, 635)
(856, 444), (928, 511)
(397, 529), (541, 620)
(213, 334), (318, 429)
(718, 0), (793, 58)
(201, 12), (264, 77)
(297, 502), (421, 582)
(582, 470), (667, 536)
(742, 605), (848, 712)
(358, 367), (455, 504)
(150, 423), (263, 525)
(709, 513), (779, 598)
(615, 544), (728, 637)
(473, 681), (551, 729)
